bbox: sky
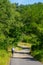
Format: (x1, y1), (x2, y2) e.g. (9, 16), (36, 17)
(10, 0), (43, 5)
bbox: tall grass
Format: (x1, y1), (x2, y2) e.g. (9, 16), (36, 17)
(0, 50), (11, 65)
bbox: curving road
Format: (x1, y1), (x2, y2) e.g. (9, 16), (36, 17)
(10, 46), (43, 65)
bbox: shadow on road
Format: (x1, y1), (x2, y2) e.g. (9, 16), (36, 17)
(11, 57), (36, 61)
(17, 46), (30, 49)
(21, 57), (36, 61)
(14, 51), (30, 54)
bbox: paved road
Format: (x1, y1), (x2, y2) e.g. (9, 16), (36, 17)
(10, 47), (43, 65)
(10, 57), (43, 65)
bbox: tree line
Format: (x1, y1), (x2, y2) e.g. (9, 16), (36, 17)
(0, 0), (43, 61)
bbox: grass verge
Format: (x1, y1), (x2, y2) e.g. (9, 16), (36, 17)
(0, 49), (11, 65)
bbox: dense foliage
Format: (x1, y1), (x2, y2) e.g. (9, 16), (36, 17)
(0, 0), (43, 62)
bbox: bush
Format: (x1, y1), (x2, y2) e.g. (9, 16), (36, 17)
(34, 52), (43, 62)
(31, 44), (39, 51)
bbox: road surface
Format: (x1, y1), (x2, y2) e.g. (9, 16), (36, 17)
(10, 46), (43, 65)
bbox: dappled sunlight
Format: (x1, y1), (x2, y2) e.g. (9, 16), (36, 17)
(18, 42), (32, 48)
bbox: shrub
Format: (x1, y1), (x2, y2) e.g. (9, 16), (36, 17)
(31, 44), (39, 51)
(34, 52), (43, 61)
